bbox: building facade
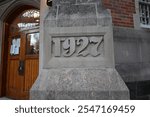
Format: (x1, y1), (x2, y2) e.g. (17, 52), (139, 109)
(104, 0), (150, 99)
(0, 0), (150, 99)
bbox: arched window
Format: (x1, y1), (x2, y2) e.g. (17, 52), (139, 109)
(10, 9), (40, 34)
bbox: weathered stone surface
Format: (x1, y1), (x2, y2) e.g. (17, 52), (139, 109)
(57, 4), (97, 27)
(114, 27), (150, 99)
(30, 68), (129, 100)
(52, 0), (102, 6)
(76, 0), (102, 4)
(30, 0), (129, 100)
(53, 0), (76, 5)
(46, 0), (111, 27)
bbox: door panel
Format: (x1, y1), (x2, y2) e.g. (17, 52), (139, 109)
(24, 59), (39, 92)
(6, 35), (23, 99)
(7, 33), (39, 100)
(7, 60), (24, 99)
(8, 60), (20, 90)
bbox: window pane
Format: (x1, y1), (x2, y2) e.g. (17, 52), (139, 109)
(26, 33), (39, 55)
(139, 0), (150, 27)
(10, 37), (20, 56)
(10, 9), (40, 34)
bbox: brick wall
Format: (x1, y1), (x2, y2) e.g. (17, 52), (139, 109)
(102, 0), (135, 27)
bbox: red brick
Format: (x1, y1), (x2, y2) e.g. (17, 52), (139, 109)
(102, 0), (135, 28)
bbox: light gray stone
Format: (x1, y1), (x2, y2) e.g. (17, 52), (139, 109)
(76, 0), (102, 4)
(45, 0), (111, 27)
(30, 0), (129, 100)
(114, 27), (150, 83)
(30, 68), (129, 100)
(43, 26), (114, 69)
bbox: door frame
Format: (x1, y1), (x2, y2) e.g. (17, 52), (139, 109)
(0, 4), (40, 97)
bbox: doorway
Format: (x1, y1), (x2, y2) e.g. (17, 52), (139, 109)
(3, 8), (40, 99)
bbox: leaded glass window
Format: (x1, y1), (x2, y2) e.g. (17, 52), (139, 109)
(10, 9), (40, 34)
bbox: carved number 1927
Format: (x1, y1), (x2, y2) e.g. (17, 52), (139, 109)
(52, 36), (103, 57)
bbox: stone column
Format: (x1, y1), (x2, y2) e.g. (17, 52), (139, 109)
(30, 0), (129, 100)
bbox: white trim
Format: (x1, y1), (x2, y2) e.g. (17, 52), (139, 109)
(140, 24), (150, 28)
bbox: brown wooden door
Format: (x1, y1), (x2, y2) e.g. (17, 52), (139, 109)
(6, 31), (39, 100)
(24, 31), (39, 99)
(6, 33), (25, 99)
(6, 9), (40, 100)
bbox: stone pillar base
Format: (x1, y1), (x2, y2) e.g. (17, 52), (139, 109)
(30, 68), (129, 100)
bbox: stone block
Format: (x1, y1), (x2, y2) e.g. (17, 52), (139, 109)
(52, 0), (76, 6)
(30, 0), (129, 100)
(114, 41), (140, 64)
(58, 4), (97, 27)
(140, 42), (150, 62)
(45, 0), (112, 27)
(76, 0), (101, 4)
(115, 63), (141, 82)
(30, 68), (129, 100)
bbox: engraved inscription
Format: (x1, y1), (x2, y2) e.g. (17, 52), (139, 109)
(52, 38), (61, 57)
(90, 37), (103, 57)
(63, 38), (76, 57)
(52, 36), (104, 57)
(77, 37), (89, 57)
